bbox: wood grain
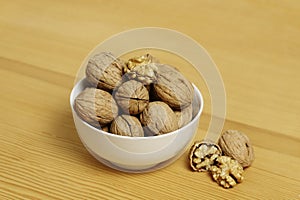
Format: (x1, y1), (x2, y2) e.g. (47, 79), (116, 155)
(0, 0), (299, 199)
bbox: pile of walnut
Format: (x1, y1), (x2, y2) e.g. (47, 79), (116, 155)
(189, 130), (255, 188)
(75, 52), (196, 137)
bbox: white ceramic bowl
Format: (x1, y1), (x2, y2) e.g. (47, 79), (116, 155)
(70, 78), (203, 173)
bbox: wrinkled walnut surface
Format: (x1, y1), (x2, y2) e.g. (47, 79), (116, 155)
(211, 156), (244, 188)
(124, 54), (159, 85)
(110, 115), (144, 137)
(189, 141), (222, 172)
(175, 104), (193, 128)
(74, 87), (118, 127)
(219, 130), (255, 167)
(126, 63), (158, 85)
(114, 80), (149, 115)
(154, 64), (194, 110)
(86, 52), (125, 91)
(140, 101), (178, 135)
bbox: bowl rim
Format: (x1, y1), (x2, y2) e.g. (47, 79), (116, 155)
(70, 79), (204, 141)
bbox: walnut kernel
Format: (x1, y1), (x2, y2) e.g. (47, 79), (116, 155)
(189, 141), (222, 172)
(210, 156), (244, 188)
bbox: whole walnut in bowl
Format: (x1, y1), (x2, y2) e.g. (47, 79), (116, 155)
(74, 87), (118, 128)
(86, 52), (125, 91)
(70, 78), (204, 173)
(114, 80), (149, 115)
(110, 115), (144, 137)
(140, 101), (178, 136)
(153, 64), (194, 110)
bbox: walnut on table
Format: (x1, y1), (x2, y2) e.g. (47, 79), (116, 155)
(210, 156), (244, 188)
(219, 130), (255, 168)
(189, 141), (222, 172)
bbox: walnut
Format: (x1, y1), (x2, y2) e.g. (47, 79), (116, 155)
(125, 54), (159, 71)
(127, 64), (159, 85)
(74, 88), (118, 127)
(86, 52), (125, 91)
(125, 54), (159, 85)
(140, 101), (178, 135)
(114, 80), (149, 115)
(110, 115), (144, 137)
(218, 130), (255, 167)
(154, 64), (194, 110)
(191, 91), (201, 119)
(175, 104), (193, 128)
(210, 156), (244, 188)
(101, 125), (110, 133)
(189, 141), (222, 172)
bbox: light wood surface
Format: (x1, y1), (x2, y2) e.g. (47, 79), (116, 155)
(1, 0), (300, 199)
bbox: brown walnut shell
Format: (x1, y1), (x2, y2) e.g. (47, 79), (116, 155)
(110, 115), (144, 137)
(175, 104), (193, 128)
(218, 130), (255, 168)
(153, 64), (194, 110)
(86, 52), (125, 91)
(140, 101), (178, 135)
(114, 80), (149, 115)
(74, 88), (118, 127)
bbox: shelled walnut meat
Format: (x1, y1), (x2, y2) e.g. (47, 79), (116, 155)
(74, 88), (118, 127)
(124, 54), (159, 85)
(86, 52), (125, 91)
(189, 141), (222, 172)
(211, 156), (244, 188)
(189, 130), (254, 189)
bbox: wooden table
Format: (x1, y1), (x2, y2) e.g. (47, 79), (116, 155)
(1, 0), (299, 199)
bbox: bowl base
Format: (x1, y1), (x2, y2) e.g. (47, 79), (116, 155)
(85, 146), (176, 173)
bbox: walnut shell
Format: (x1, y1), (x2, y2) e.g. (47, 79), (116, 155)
(74, 88), (118, 127)
(140, 101), (178, 135)
(154, 64), (194, 110)
(114, 80), (149, 115)
(101, 125), (110, 133)
(189, 141), (222, 172)
(191, 91), (202, 119)
(218, 130), (255, 168)
(110, 115), (144, 137)
(86, 52), (125, 91)
(175, 104), (193, 128)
